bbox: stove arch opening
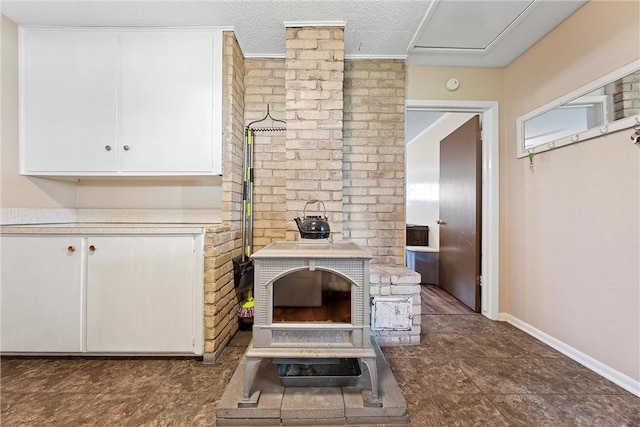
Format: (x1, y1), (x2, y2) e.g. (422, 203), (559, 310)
(270, 268), (357, 323)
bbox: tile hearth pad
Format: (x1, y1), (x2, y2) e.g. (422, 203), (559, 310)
(216, 339), (408, 426)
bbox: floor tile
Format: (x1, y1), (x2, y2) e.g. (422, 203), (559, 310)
(155, 358), (237, 395)
(489, 393), (640, 427)
(404, 394), (509, 427)
(2, 310), (639, 427)
(543, 393), (640, 427)
(457, 357), (629, 395)
(0, 358), (89, 393)
(387, 357), (481, 396)
(421, 314), (514, 335)
(49, 358), (177, 394)
(496, 329), (564, 359)
(429, 394), (510, 427)
(0, 392), (90, 426)
(125, 392), (215, 426)
(403, 394), (445, 427)
(487, 393), (572, 427)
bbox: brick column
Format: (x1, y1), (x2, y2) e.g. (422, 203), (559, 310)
(203, 32), (245, 358)
(284, 26), (344, 240)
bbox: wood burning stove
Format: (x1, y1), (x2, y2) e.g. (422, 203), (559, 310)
(240, 240), (381, 407)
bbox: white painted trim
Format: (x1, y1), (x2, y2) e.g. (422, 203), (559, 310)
(212, 30), (223, 175)
(19, 26), (235, 32)
(405, 100), (500, 320)
(283, 21), (346, 28)
(406, 0), (440, 52)
(345, 54), (408, 60)
(501, 313), (640, 397)
(243, 53), (408, 61)
(193, 234), (205, 355)
(243, 53), (286, 59)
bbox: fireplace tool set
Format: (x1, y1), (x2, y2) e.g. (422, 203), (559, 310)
(234, 105), (286, 322)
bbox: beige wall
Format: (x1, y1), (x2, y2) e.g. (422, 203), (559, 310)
(502, 1), (639, 382)
(1, 15), (77, 208)
(409, 1), (639, 383)
(76, 178), (221, 209)
(407, 66), (503, 102)
(1, 15), (222, 210)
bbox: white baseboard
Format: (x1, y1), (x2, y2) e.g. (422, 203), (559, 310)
(499, 313), (640, 397)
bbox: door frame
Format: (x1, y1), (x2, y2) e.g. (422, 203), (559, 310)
(406, 100), (500, 320)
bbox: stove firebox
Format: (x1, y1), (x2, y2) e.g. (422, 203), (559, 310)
(240, 240), (381, 407)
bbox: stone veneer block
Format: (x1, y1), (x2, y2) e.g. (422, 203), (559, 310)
(217, 418), (281, 426)
(343, 361), (407, 418)
(369, 264), (421, 346)
(216, 356), (284, 420)
(217, 336), (408, 425)
(281, 418), (346, 426)
(280, 387), (345, 419)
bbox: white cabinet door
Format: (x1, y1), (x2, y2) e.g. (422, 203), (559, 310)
(119, 32), (215, 173)
(85, 235), (196, 353)
(21, 30), (119, 173)
(0, 236), (83, 352)
(20, 29), (222, 177)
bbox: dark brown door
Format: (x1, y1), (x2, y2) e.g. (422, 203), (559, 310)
(438, 115), (482, 312)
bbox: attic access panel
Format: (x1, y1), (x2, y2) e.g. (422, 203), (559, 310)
(413, 0), (534, 51)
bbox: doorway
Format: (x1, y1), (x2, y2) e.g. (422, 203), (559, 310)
(405, 100), (500, 320)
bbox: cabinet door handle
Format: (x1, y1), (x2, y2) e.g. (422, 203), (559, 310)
(89, 245), (96, 252)
(105, 145), (112, 151)
(123, 145), (130, 151)
(67, 246), (75, 253)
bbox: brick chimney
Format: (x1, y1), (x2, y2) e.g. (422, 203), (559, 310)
(284, 26), (345, 240)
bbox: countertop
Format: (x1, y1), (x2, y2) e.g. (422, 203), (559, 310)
(0, 222), (224, 235)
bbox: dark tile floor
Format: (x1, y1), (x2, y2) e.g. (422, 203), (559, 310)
(2, 315), (639, 426)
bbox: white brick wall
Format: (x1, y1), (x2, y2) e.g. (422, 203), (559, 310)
(285, 26), (345, 241)
(343, 60), (406, 265)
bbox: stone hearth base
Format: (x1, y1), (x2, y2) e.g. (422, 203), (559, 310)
(216, 339), (408, 426)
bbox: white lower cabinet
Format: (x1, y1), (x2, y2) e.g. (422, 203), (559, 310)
(86, 235), (197, 353)
(0, 234), (202, 355)
(1, 236), (83, 352)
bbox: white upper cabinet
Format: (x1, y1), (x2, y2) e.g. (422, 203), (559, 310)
(21, 31), (119, 173)
(119, 32), (216, 173)
(19, 28), (223, 176)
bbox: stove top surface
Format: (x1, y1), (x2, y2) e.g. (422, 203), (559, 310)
(251, 240), (372, 259)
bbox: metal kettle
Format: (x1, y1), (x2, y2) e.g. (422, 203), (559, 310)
(294, 200), (331, 239)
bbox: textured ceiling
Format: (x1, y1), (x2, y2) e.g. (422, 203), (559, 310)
(1, 0), (587, 67)
(406, 110), (446, 144)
